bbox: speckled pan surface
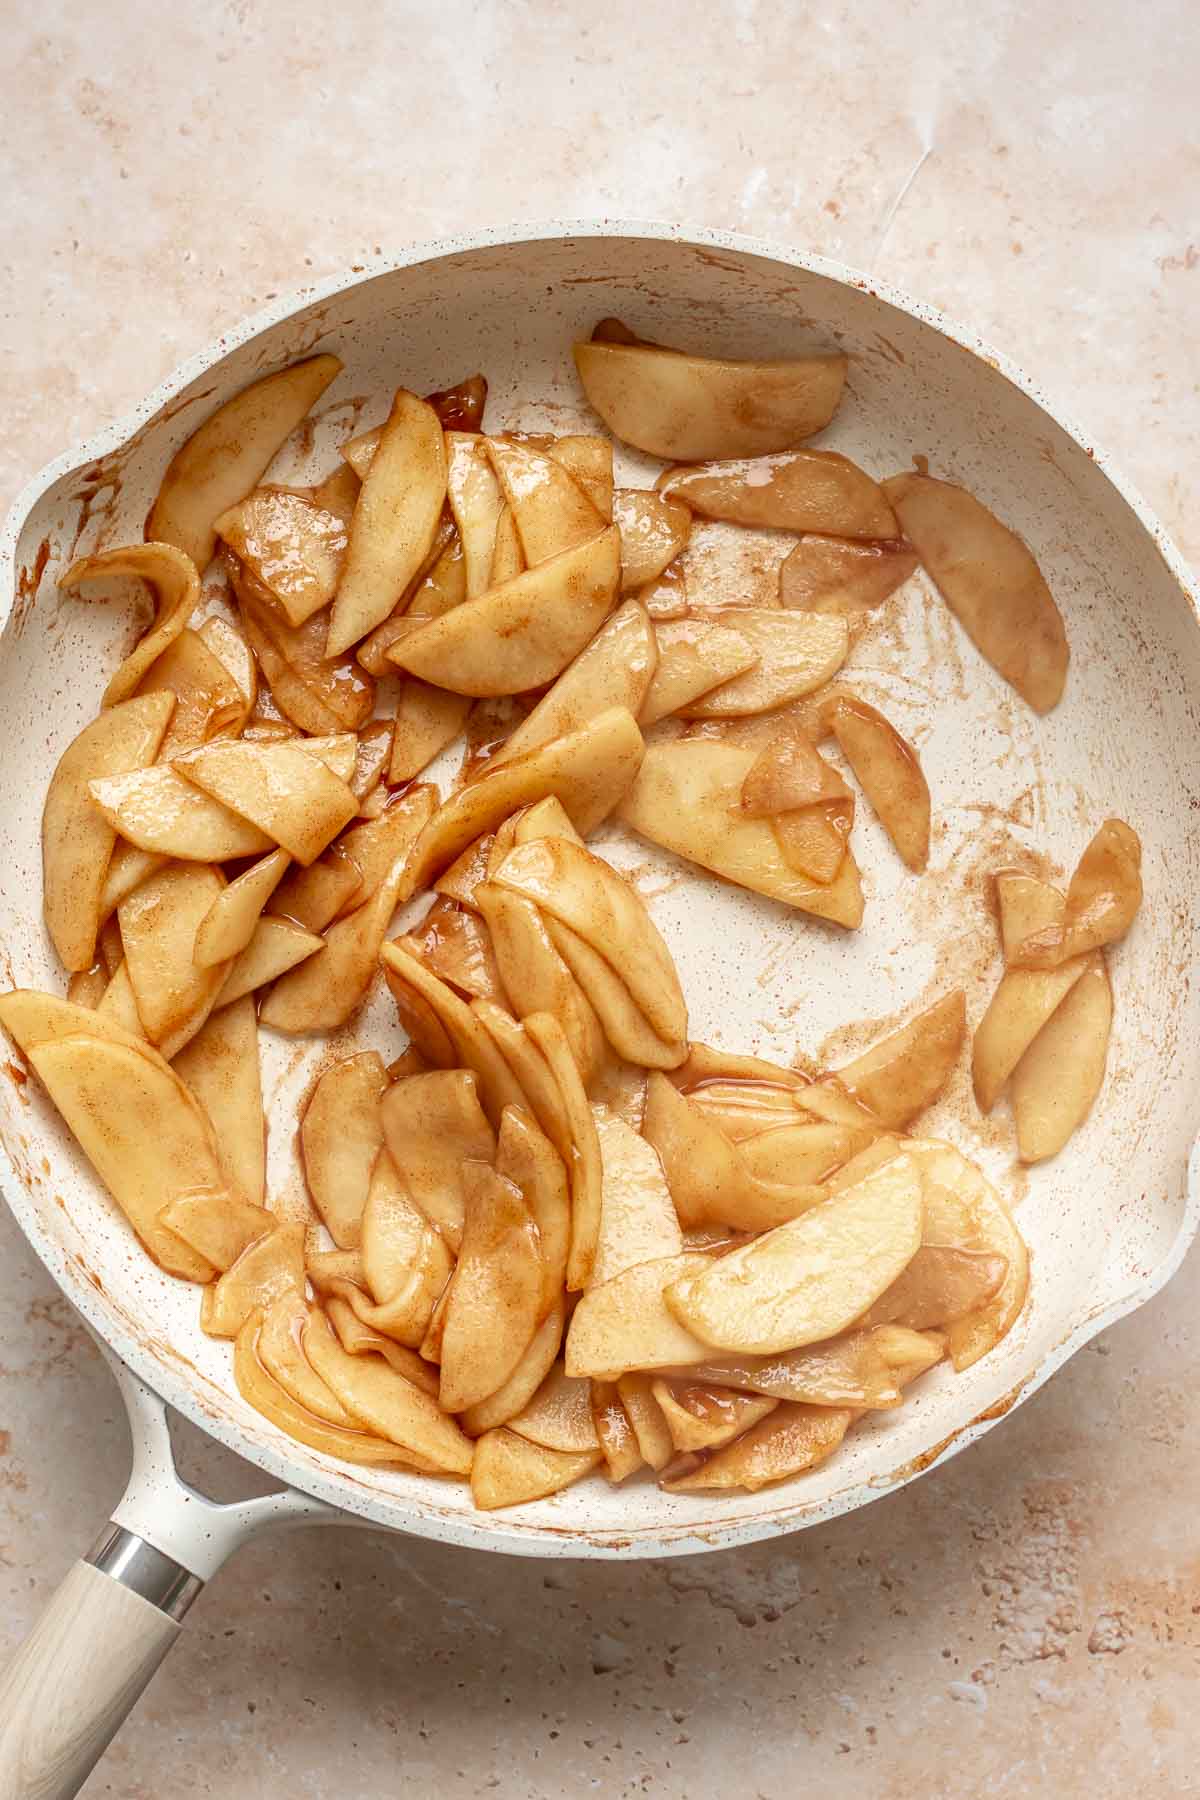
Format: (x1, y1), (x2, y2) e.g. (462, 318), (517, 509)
(1, 222), (1198, 1558)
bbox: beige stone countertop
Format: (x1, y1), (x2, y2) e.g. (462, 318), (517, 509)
(2, 2), (1199, 1794)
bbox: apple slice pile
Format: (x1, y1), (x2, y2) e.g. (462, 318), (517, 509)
(1, 316), (1134, 1509)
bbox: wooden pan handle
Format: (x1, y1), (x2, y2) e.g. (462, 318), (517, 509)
(0, 1553), (190, 1800)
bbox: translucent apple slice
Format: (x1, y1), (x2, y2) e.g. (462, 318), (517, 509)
(230, 553), (375, 733)
(324, 1297), (440, 1395)
(117, 862), (229, 1053)
(458, 1302), (566, 1436)
(173, 997), (265, 1208)
(972, 876), (1089, 1112)
(234, 1315), (414, 1469)
(356, 533), (466, 676)
(303, 1308), (473, 1475)
(677, 610), (848, 718)
(508, 1364), (599, 1453)
(1011, 820), (1142, 968)
(476, 883), (606, 1080)
(360, 1151), (455, 1348)
(380, 944), (525, 1124)
(136, 627), (246, 757)
(904, 1138), (1030, 1370)
(218, 916), (324, 1008)
(642, 1072), (824, 1232)
(858, 1245), (1009, 1331)
(779, 533), (918, 612)
(389, 680), (472, 783)
(489, 503), (524, 585)
(214, 487), (347, 626)
(738, 1121), (863, 1187)
(1010, 954), (1113, 1162)
(615, 1373), (675, 1469)
(159, 1191), (274, 1273)
(488, 600), (658, 768)
(496, 1105), (571, 1315)
(547, 919), (686, 1070)
(60, 541), (203, 709)
(486, 435), (605, 566)
(198, 615), (258, 719)
(379, 1069), (496, 1252)
(663, 1402), (853, 1492)
(300, 1051), (389, 1249)
(739, 719), (851, 816)
(661, 450), (896, 538)
(639, 616), (759, 726)
(613, 489), (691, 591)
(438, 1162), (543, 1414)
(590, 1379), (644, 1481)
(470, 1429), (600, 1510)
(650, 1381), (777, 1453)
(201, 1223), (306, 1338)
(826, 695), (930, 872)
(90, 765), (275, 861)
(832, 991), (966, 1128)
(470, 1002), (573, 1160)
(564, 1253), (714, 1380)
(591, 1104), (683, 1286)
(255, 1294), (357, 1428)
(175, 738), (357, 866)
(194, 848), (291, 968)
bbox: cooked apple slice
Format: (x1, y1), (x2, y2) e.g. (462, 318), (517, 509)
(859, 1244), (1009, 1331)
(95, 962), (145, 1038)
(438, 1162), (543, 1414)
(548, 920), (687, 1070)
(23, 1033), (222, 1280)
(486, 436), (605, 567)
(442, 432), (504, 598)
(1012, 820), (1142, 967)
(573, 336), (846, 460)
(972, 878), (1089, 1112)
(327, 389), (446, 656)
(590, 1379), (644, 1481)
(663, 1401), (853, 1492)
(379, 943), (525, 1123)
(159, 1189), (273, 1273)
(60, 540), (202, 710)
(651, 1381), (777, 1453)
(214, 487), (347, 626)
(564, 1252), (714, 1379)
(1009, 954), (1112, 1162)
(687, 1080), (799, 1142)
(508, 1364), (599, 1453)
(198, 614), (258, 718)
(738, 1122), (863, 1187)
(677, 1328), (902, 1408)
(638, 618), (756, 727)
(97, 842), (170, 925)
(661, 450), (896, 538)
(666, 1155), (923, 1354)
(613, 1372), (674, 1469)
(677, 610), (848, 718)
(117, 863), (228, 1053)
(389, 525), (621, 698)
(200, 1223), (306, 1337)
(613, 489), (691, 592)
(905, 1138), (1029, 1369)
(90, 765), (275, 861)
(642, 1073), (823, 1232)
(772, 803), (854, 885)
(476, 884), (606, 1081)
(488, 600), (658, 768)
(356, 532), (466, 675)
(235, 1313), (415, 1467)
(883, 471), (1069, 713)
(471, 1428), (599, 1509)
(267, 851), (361, 933)
(493, 835), (687, 1051)
(523, 1011), (604, 1291)
(147, 354), (340, 570)
(407, 706), (645, 888)
(833, 992), (965, 1128)
(348, 379), (486, 474)
(471, 1002), (573, 1158)
(618, 740), (864, 926)
(193, 848), (290, 968)
(541, 435), (614, 519)
(389, 680), (472, 783)
(496, 1105), (571, 1314)
(0, 989), (149, 1060)
(324, 1296), (440, 1394)
(172, 997), (265, 1207)
(253, 1294), (359, 1427)
(328, 792), (440, 905)
(303, 1307), (473, 1474)
(66, 966), (108, 1010)
(739, 718), (850, 816)
(591, 1104), (683, 1286)
(825, 696), (929, 871)
(672, 1042), (806, 1090)
(174, 738), (357, 866)
(136, 627), (246, 758)
(458, 1301), (566, 1435)
(360, 1150), (455, 1347)
(41, 691), (174, 972)
(230, 554), (375, 733)
(300, 1051), (388, 1249)
(379, 1069), (496, 1252)
(488, 503), (524, 586)
(779, 533), (918, 613)
(405, 897), (507, 1004)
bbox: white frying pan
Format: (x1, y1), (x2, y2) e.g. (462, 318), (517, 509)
(0, 222), (1197, 1798)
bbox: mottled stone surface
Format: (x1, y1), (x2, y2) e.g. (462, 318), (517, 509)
(2, 2), (1199, 1794)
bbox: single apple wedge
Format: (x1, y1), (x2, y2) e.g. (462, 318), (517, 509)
(773, 804), (855, 885)
(1011, 820), (1142, 968)
(217, 916), (325, 1008)
(380, 943), (525, 1124)
(136, 627), (247, 757)
(651, 1381), (777, 1454)
(972, 875), (1089, 1112)
(904, 1138), (1029, 1370)
(380, 1069), (496, 1252)
(489, 599), (658, 768)
(508, 1364), (599, 1454)
(471, 1001), (574, 1159)
(118, 862), (229, 1054)
(327, 388), (446, 655)
(614, 1372), (675, 1469)
(489, 503), (524, 585)
(496, 1105), (571, 1313)
(547, 919), (686, 1070)
(591, 1104), (683, 1286)
(738, 1121), (864, 1187)
(826, 695), (930, 872)
(61, 541), (202, 707)
(740, 718), (851, 816)
(832, 991), (966, 1128)
(254, 1294), (358, 1428)
(665, 1155), (923, 1355)
(425, 372), (488, 433)
(524, 1011), (605, 1292)
(98, 842), (170, 925)
(471, 1429), (600, 1510)
(175, 736), (358, 866)
(640, 616), (760, 725)
(573, 335), (846, 461)
(194, 848), (291, 967)
(438, 1162), (543, 1414)
(444, 432), (505, 597)
(663, 1402), (853, 1493)
(214, 487), (347, 625)
(540, 434), (614, 519)
(883, 471), (1069, 714)
(147, 354), (341, 572)
(476, 884), (606, 1080)
(389, 679), (472, 784)
(172, 997), (265, 1209)
(200, 1224), (306, 1339)
(642, 1072), (825, 1233)
(159, 1191), (274, 1275)
(458, 1301), (566, 1435)
(388, 525), (620, 697)
(565, 1252), (714, 1380)
(660, 450), (897, 539)
(41, 691), (174, 972)
(858, 1244), (1009, 1331)
(199, 615), (258, 718)
(486, 435), (607, 567)
(303, 1308), (473, 1475)
(360, 1151), (455, 1348)
(300, 1050), (389, 1249)
(613, 489), (692, 592)
(590, 1379), (644, 1481)
(324, 1297), (440, 1395)
(95, 964), (145, 1038)
(779, 533), (918, 612)
(677, 610), (849, 718)
(231, 555), (375, 733)
(234, 1314), (412, 1468)
(405, 897), (507, 1004)
(617, 739), (864, 925)
(1009, 954), (1113, 1162)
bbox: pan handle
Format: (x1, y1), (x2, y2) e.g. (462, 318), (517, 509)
(0, 1355), (337, 1799)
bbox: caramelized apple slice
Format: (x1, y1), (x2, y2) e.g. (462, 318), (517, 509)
(234, 1313), (412, 1468)
(324, 1296), (440, 1395)
(613, 489), (692, 592)
(147, 354), (341, 571)
(379, 1070), (496, 1252)
(639, 617), (759, 726)
(173, 997), (265, 1208)
(541, 435), (614, 519)
(471, 1429), (600, 1510)
(772, 804), (854, 885)
(231, 555), (375, 733)
(573, 336), (846, 460)
(194, 848), (291, 967)
(564, 1252), (714, 1380)
(832, 991), (965, 1128)
(590, 1379), (644, 1481)
(486, 435), (605, 566)
(300, 1051), (389, 1249)
(360, 1151), (455, 1347)
(201, 1223), (305, 1338)
(614, 1372), (675, 1469)
(488, 600), (658, 768)
(256, 1294), (356, 1427)
(458, 1301), (566, 1435)
(687, 1079), (799, 1141)
(381, 944), (525, 1124)
(883, 471), (1069, 713)
(779, 533), (918, 612)
(905, 1138), (1029, 1370)
(1010, 955), (1112, 1162)
(591, 1104), (683, 1285)
(41, 692), (174, 972)
(677, 1327), (903, 1408)
(642, 1073), (825, 1232)
(136, 627), (246, 757)
(826, 695), (930, 872)
(663, 1402), (853, 1492)
(303, 1308), (473, 1474)
(198, 614), (258, 718)
(661, 451), (896, 538)
(438, 1162), (543, 1413)
(159, 1190), (273, 1273)
(405, 896), (507, 1003)
(389, 680), (472, 783)
(738, 1121), (863, 1187)
(651, 1381), (777, 1453)
(859, 1244), (1009, 1331)
(118, 863), (228, 1053)
(90, 765), (275, 861)
(1011, 821), (1142, 968)
(61, 541), (203, 708)
(972, 876), (1089, 1112)
(214, 488), (347, 625)
(442, 432), (505, 597)
(508, 1363), (599, 1453)
(678, 610), (848, 718)
(175, 738), (357, 865)
(476, 884), (606, 1081)
(740, 719), (850, 816)
(327, 388), (446, 655)
(97, 842), (170, 924)
(618, 740), (864, 926)
(496, 1105), (571, 1314)
(218, 916), (324, 1007)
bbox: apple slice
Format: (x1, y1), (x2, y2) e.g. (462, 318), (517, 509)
(826, 695), (930, 872)
(41, 692), (174, 972)
(118, 863), (229, 1053)
(591, 1104), (682, 1286)
(486, 435), (605, 566)
(859, 1244), (1009, 1330)
(136, 627), (246, 757)
(193, 848), (290, 968)
(328, 791), (440, 905)
(379, 1069), (496, 1252)
(97, 843), (170, 925)
(442, 431), (505, 597)
(541, 435), (614, 519)
(61, 541), (203, 707)
(471, 1002), (574, 1159)
(438, 1162), (543, 1414)
(590, 1379), (644, 1481)
(618, 739), (864, 926)
(972, 875), (1089, 1112)
(488, 600), (658, 768)
(406, 706), (645, 887)
(90, 765), (275, 861)
(489, 503), (524, 585)
(175, 738), (358, 865)
(159, 1190), (274, 1273)
(687, 1080), (799, 1142)
(738, 1122), (863, 1187)
(508, 1363), (599, 1453)
(230, 553), (375, 733)
(173, 997), (265, 1208)
(389, 525), (620, 698)
(740, 719), (850, 816)
(640, 617), (760, 725)
(666, 1155), (923, 1354)
(773, 804), (855, 884)
(905, 1138), (1029, 1370)
(883, 471), (1069, 713)
(643, 1073), (824, 1232)
(524, 1011), (605, 1291)
(614, 1372), (675, 1469)
(403, 897), (507, 1004)
(327, 389), (446, 655)
(671, 1042), (805, 1091)
(661, 451), (896, 538)
(254, 1294), (358, 1427)
(663, 1402), (853, 1492)
(303, 1308), (473, 1474)
(573, 336), (846, 460)
(1009, 954), (1112, 1162)
(677, 610), (848, 717)
(300, 1051), (389, 1249)
(356, 532), (466, 675)
(217, 916), (324, 1007)
(496, 1105), (571, 1315)
(613, 489), (692, 592)
(779, 533), (918, 612)
(378, 942), (524, 1124)
(214, 487), (347, 625)
(235, 1313), (413, 1467)
(564, 1252), (714, 1379)
(201, 1223), (306, 1338)
(389, 680), (472, 784)
(471, 1429), (600, 1509)
(676, 1328), (906, 1408)
(268, 850), (361, 933)
(476, 884), (606, 1081)
(147, 354), (340, 570)
(833, 991), (966, 1128)
(651, 1381), (777, 1454)
(360, 1151), (455, 1347)
(198, 615), (258, 718)
(324, 1297), (440, 1395)
(458, 1301), (566, 1435)
(1011, 820), (1142, 968)
(96, 963), (145, 1038)
(547, 920), (687, 1070)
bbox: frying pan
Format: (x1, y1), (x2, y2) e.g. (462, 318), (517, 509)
(0, 222), (1198, 1798)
